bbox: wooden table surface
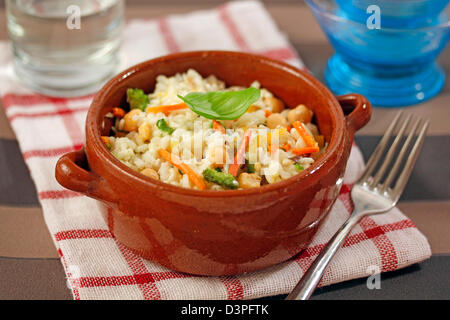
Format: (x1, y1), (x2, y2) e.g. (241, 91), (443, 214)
(0, 0), (449, 300)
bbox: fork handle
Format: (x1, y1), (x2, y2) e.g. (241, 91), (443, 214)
(286, 211), (362, 300)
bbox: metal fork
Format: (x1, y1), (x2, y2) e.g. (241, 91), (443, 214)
(286, 111), (429, 300)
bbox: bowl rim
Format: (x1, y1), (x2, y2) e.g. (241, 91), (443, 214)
(305, 0), (450, 31)
(87, 50), (346, 198)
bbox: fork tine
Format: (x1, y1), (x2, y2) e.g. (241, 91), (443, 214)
(391, 119), (430, 202)
(380, 117), (421, 193)
(369, 114), (412, 188)
(358, 111), (403, 183)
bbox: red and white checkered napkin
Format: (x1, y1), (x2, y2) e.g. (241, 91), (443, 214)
(0, 1), (431, 300)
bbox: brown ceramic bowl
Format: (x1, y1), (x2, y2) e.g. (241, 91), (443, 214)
(55, 51), (371, 276)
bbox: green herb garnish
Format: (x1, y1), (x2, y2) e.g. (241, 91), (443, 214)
(178, 87), (260, 120)
(127, 88), (149, 111)
(294, 163), (304, 171)
(156, 118), (175, 134)
(202, 168), (239, 189)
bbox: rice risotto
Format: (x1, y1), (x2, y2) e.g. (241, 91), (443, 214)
(103, 69), (327, 190)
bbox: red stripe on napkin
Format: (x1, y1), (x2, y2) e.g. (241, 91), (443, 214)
(219, 5), (251, 51)
(39, 190), (81, 200)
(54, 229), (113, 241)
(158, 18), (180, 54)
(22, 144), (83, 160)
(8, 106), (89, 122)
(360, 217), (399, 272)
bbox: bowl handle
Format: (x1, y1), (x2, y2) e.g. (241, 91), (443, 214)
(337, 94), (371, 134)
(55, 148), (117, 204)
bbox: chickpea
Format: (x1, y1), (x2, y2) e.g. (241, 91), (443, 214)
(123, 109), (142, 132)
(138, 122), (152, 142)
(264, 97), (285, 113)
(238, 173), (262, 189)
(140, 168), (159, 180)
(287, 104), (313, 124)
(266, 113), (289, 129)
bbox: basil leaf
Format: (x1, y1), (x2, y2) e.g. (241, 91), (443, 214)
(178, 87), (260, 120)
(156, 119), (175, 134)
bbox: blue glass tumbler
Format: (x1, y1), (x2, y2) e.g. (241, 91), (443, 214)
(306, 0), (450, 107)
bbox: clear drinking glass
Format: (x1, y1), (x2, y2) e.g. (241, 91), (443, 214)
(5, 0), (124, 97)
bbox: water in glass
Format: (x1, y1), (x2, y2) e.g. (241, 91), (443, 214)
(6, 0), (124, 97)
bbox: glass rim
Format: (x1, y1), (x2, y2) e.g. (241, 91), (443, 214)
(305, 0), (450, 32)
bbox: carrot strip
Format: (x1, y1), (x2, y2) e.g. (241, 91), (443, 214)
(212, 120), (226, 134)
(292, 121), (317, 148)
(229, 130), (252, 177)
(291, 146), (320, 156)
(158, 149), (206, 190)
(146, 103), (189, 114)
(281, 142), (291, 151)
(112, 107), (126, 118)
(264, 109), (272, 117)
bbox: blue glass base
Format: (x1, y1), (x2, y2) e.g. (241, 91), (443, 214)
(325, 54), (445, 107)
